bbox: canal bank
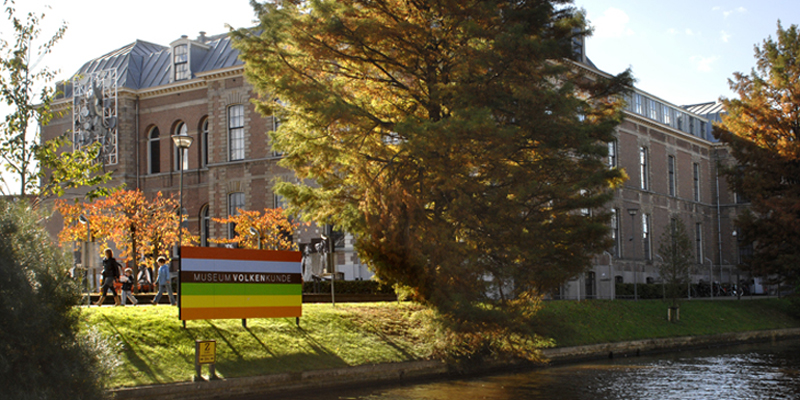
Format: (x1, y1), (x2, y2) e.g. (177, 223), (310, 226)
(110, 327), (800, 400)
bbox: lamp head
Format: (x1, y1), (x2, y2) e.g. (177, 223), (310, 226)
(171, 133), (194, 149)
(78, 214), (88, 224)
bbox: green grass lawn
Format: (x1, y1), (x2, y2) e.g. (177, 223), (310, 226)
(82, 302), (432, 388)
(83, 298), (800, 389)
(530, 298), (800, 347)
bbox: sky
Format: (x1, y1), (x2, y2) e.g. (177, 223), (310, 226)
(579, 0), (800, 106)
(11, 0), (800, 108)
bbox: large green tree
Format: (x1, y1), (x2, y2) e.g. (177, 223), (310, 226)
(234, 0), (631, 339)
(714, 22), (800, 288)
(0, 0), (110, 201)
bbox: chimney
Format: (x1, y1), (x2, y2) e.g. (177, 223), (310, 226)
(197, 31), (207, 43)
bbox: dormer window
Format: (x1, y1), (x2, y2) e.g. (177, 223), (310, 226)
(174, 44), (189, 81)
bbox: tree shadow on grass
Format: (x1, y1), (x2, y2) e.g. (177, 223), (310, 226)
(204, 320), (244, 361)
(212, 323), (349, 378)
(244, 326), (277, 357)
(99, 314), (162, 384)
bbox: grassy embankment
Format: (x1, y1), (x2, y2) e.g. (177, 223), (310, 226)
(83, 298), (800, 389)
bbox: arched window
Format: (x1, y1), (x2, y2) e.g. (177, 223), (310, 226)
(174, 122), (189, 171)
(200, 117), (209, 167)
(148, 127), (160, 174)
(200, 205), (210, 247)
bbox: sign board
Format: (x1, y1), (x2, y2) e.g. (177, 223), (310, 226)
(180, 247), (303, 321)
(196, 340), (216, 364)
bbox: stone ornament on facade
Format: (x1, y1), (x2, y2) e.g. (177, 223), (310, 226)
(72, 69), (118, 165)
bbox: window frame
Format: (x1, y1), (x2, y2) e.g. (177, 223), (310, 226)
(200, 117), (209, 168)
(228, 192), (245, 239)
(695, 222), (703, 264)
(693, 162), (701, 202)
(639, 146), (649, 191)
(607, 140), (617, 168)
(642, 213), (651, 261)
(148, 126), (160, 174)
(228, 105), (245, 161)
(174, 44), (189, 81)
(200, 205), (210, 247)
(634, 93), (643, 115)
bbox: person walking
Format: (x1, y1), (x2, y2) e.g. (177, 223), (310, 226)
(95, 248), (121, 306)
(152, 256), (176, 306)
(120, 268), (138, 305)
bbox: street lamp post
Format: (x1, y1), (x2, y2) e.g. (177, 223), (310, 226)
(603, 251), (615, 300)
(732, 230), (741, 299)
(79, 215), (91, 306)
(172, 132), (194, 322)
(627, 208), (639, 301)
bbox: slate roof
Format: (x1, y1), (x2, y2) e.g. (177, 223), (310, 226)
(60, 32), (244, 98)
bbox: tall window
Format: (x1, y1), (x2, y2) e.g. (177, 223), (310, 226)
(274, 193), (287, 210)
(736, 191), (749, 204)
(642, 214), (651, 260)
(148, 127), (160, 174)
(634, 94), (643, 115)
(173, 122), (189, 171)
(695, 223), (703, 263)
(200, 118), (209, 167)
(611, 208), (620, 257)
(649, 99), (658, 120)
(639, 146), (649, 190)
(228, 192), (245, 239)
(200, 205), (210, 247)
(607, 140), (617, 168)
(668, 155), (676, 197)
(229, 105), (245, 161)
(675, 111), (684, 131)
(174, 44), (189, 81)
(693, 163), (700, 202)
(662, 105), (671, 125)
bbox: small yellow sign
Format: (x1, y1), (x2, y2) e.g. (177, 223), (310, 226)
(197, 340), (216, 365)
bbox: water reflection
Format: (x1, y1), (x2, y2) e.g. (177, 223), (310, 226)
(276, 340), (800, 400)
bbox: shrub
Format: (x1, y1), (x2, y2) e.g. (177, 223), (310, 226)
(303, 279), (395, 295)
(0, 200), (116, 399)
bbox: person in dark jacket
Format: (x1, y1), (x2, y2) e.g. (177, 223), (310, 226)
(95, 248), (121, 306)
(120, 267), (138, 305)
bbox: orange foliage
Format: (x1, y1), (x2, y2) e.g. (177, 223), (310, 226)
(56, 189), (197, 270)
(211, 208), (302, 250)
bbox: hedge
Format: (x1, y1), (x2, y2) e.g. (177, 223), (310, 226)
(303, 280), (395, 295)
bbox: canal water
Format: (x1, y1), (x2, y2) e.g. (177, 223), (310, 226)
(278, 339), (800, 400)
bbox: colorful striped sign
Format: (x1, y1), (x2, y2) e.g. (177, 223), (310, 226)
(180, 246), (303, 321)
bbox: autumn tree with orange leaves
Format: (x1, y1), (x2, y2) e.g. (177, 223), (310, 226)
(212, 208), (301, 251)
(714, 23), (800, 290)
(56, 189), (196, 291)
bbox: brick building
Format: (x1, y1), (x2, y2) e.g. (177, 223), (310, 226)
(41, 31), (748, 293)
